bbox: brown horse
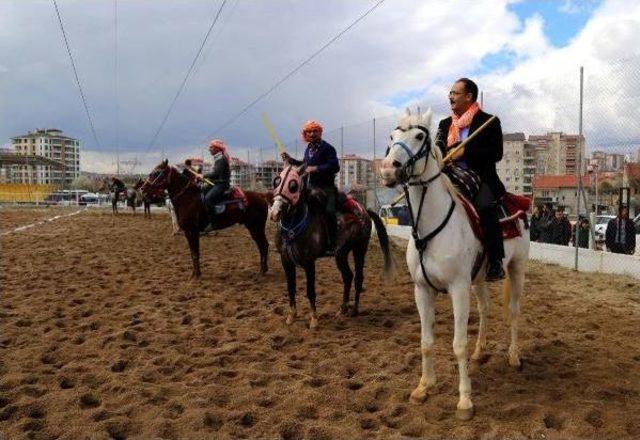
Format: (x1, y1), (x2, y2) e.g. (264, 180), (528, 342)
(100, 178), (139, 215)
(269, 164), (394, 328)
(141, 160), (270, 279)
(134, 178), (165, 218)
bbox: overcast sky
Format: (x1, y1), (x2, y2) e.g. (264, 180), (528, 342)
(1, 0), (639, 173)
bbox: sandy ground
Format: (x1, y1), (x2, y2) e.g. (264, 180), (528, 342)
(0, 206), (81, 233)
(1, 208), (639, 439)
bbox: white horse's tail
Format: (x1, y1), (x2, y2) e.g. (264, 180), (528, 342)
(502, 274), (511, 323)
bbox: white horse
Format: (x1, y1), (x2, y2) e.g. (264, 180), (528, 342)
(379, 110), (529, 420)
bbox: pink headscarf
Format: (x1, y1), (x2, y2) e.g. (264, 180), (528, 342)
(301, 120), (323, 143)
(209, 139), (230, 162)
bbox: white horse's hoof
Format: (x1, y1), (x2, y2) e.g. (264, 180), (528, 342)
(455, 405), (475, 421)
(508, 348), (521, 368)
(409, 386), (428, 404)
(286, 314), (295, 325)
(309, 315), (318, 329)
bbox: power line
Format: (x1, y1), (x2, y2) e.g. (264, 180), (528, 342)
(52, 0), (102, 149)
(114, 0), (119, 175)
(147, 0), (228, 155)
(207, 0), (387, 137)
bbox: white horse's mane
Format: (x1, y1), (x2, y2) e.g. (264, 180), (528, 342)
(396, 110), (460, 200)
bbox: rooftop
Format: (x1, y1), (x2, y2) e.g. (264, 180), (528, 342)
(533, 174), (592, 189)
(503, 132), (526, 142)
(12, 128), (78, 141)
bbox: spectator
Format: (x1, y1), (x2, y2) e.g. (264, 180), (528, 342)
(548, 206), (572, 245)
(530, 204), (544, 242)
(538, 203), (555, 243)
(605, 206), (636, 254)
(572, 216), (590, 249)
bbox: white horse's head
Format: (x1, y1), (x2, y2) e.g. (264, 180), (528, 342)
(379, 108), (441, 187)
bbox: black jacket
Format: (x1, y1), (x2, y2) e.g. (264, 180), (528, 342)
(287, 140), (340, 188)
(530, 213), (543, 241)
(605, 217), (636, 254)
(436, 110), (505, 198)
(549, 217), (572, 245)
(204, 153), (230, 185)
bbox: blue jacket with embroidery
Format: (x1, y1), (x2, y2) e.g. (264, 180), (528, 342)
(302, 140), (340, 188)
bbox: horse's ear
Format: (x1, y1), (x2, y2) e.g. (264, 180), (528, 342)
(405, 107), (412, 117)
(297, 163), (307, 175)
(162, 159), (168, 167)
(423, 107), (433, 126)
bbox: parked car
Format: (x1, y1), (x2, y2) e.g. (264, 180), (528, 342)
(379, 204), (411, 226)
(594, 214), (616, 243)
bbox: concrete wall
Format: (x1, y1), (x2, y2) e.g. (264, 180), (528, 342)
(383, 225), (640, 280)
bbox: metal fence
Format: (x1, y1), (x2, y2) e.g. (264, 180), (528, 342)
(228, 56), (640, 273)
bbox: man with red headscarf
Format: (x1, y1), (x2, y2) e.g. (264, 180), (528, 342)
(435, 78), (506, 281)
(281, 120), (340, 253)
(201, 139), (231, 229)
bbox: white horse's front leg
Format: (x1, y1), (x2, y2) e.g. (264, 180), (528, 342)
(410, 283), (436, 404)
(471, 282), (490, 361)
(450, 282), (474, 420)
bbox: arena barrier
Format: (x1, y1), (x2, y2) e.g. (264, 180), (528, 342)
(0, 184), (59, 203)
(382, 224), (640, 280)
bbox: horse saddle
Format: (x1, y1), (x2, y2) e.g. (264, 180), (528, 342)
(336, 191), (367, 228)
(459, 192), (530, 241)
(212, 186), (248, 214)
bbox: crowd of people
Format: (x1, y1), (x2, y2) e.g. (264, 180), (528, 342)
(530, 203), (636, 255)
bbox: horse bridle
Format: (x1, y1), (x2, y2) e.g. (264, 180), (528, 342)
(143, 166), (191, 201)
(386, 125), (456, 292)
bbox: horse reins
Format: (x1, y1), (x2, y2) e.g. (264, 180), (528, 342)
(144, 166), (193, 202)
(388, 125), (456, 292)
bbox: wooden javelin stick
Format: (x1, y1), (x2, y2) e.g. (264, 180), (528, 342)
(185, 166), (215, 186)
(390, 115), (497, 206)
(261, 113), (287, 155)
(442, 115), (496, 163)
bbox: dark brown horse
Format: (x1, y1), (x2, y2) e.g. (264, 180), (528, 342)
(135, 178), (165, 218)
(141, 160), (270, 280)
(100, 178), (139, 215)
(269, 165), (394, 328)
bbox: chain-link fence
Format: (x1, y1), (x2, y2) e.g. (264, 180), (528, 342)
(227, 56), (640, 274)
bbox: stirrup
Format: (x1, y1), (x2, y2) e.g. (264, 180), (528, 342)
(201, 222), (215, 235)
(485, 263), (505, 282)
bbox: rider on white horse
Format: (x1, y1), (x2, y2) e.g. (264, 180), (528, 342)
(437, 77), (506, 281)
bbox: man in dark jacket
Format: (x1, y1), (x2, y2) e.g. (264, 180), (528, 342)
(572, 216), (590, 248)
(436, 78), (506, 281)
(201, 139), (231, 231)
(538, 203), (554, 243)
(548, 206), (572, 245)
(605, 206), (636, 254)
(110, 176), (126, 194)
(530, 204), (544, 242)
(282, 120), (340, 253)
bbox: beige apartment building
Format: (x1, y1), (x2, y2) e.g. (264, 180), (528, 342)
(338, 154), (374, 190)
(11, 128), (80, 185)
(528, 132), (585, 175)
(497, 132), (537, 196)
